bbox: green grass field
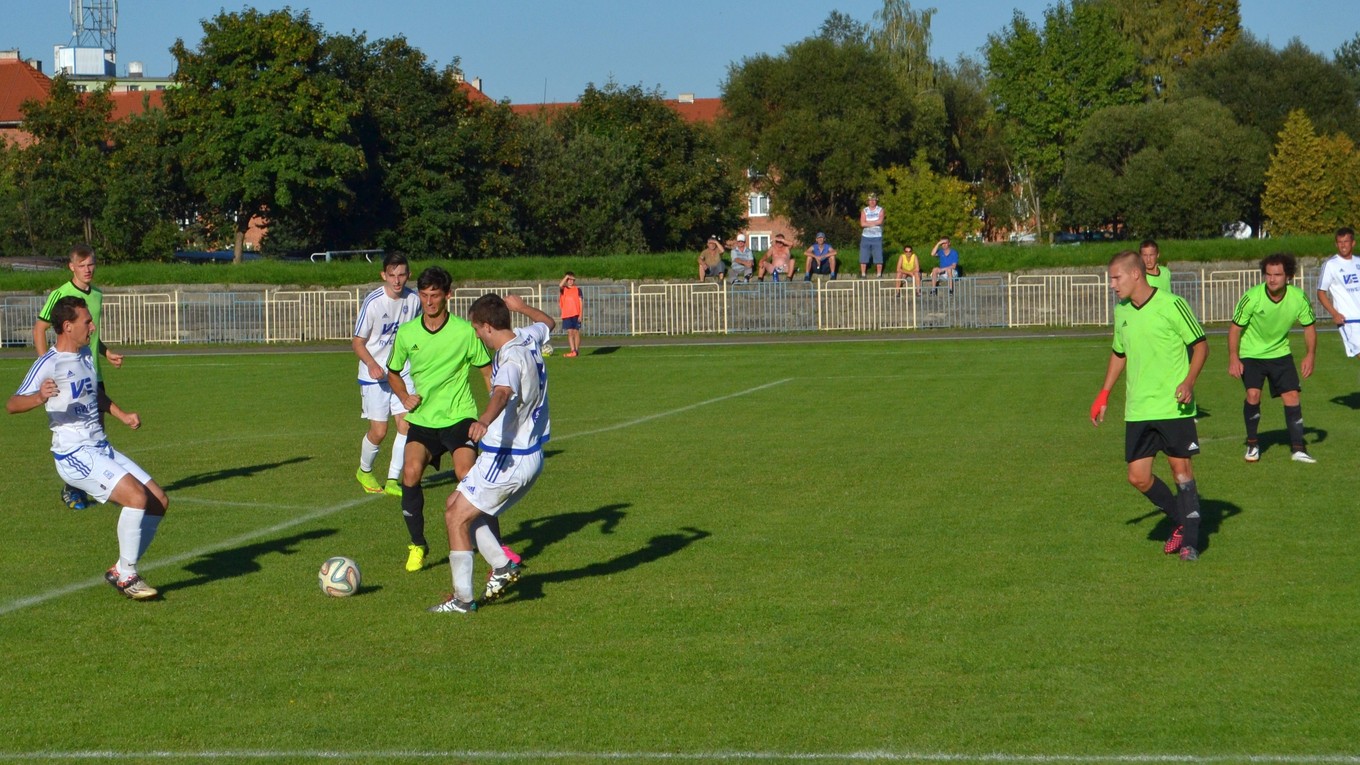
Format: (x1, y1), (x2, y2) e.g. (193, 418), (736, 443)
(0, 333), (1357, 764)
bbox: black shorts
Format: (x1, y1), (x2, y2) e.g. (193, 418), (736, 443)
(1125, 418), (1200, 462)
(406, 419), (477, 462)
(562, 316), (581, 331)
(1241, 355), (1301, 398)
(810, 259), (834, 275)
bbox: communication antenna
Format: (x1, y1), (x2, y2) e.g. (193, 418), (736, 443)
(70, 0), (118, 53)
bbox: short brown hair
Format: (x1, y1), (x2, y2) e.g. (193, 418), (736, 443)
(468, 294), (511, 330)
(68, 243), (94, 263)
(51, 295), (88, 333)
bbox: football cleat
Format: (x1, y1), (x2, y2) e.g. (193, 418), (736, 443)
(483, 561), (522, 602)
(383, 479), (403, 497)
(1244, 445), (1260, 462)
(564, 351), (578, 358)
(1163, 526), (1184, 555)
(405, 544), (427, 573)
(1179, 546), (1199, 562)
(427, 595), (477, 614)
(105, 567), (158, 600)
(1290, 450), (1317, 464)
(356, 469), (383, 494)
(62, 485), (90, 511)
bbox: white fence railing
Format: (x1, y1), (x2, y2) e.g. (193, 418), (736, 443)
(0, 270), (1315, 348)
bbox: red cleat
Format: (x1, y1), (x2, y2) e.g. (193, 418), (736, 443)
(1163, 526), (1183, 555)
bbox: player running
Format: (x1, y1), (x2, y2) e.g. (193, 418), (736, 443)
(1228, 253), (1317, 463)
(352, 253), (420, 497)
(1091, 251), (1207, 561)
(9, 296), (168, 600)
(429, 294), (554, 613)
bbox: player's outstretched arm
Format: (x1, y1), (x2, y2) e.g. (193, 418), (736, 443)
(1092, 353), (1126, 426)
(504, 295), (556, 331)
(7, 378), (57, 414)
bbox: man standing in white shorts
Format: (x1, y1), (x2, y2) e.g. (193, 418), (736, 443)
(8, 296), (169, 600)
(1317, 227), (1360, 359)
(428, 294), (554, 613)
(353, 253), (420, 497)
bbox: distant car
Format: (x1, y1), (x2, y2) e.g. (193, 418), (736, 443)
(1054, 230), (1117, 244)
(1009, 231), (1038, 243)
(1223, 221), (1253, 240)
(174, 250), (261, 263)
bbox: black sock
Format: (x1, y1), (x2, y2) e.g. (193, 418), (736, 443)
(1244, 401), (1261, 443)
(401, 482), (426, 547)
(1141, 476), (1180, 523)
(1284, 404), (1306, 451)
(1177, 480), (1201, 550)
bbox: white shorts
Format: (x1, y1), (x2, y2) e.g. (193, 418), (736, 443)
(1340, 322), (1360, 357)
(456, 448), (543, 517)
(359, 379), (411, 421)
(54, 443), (153, 505)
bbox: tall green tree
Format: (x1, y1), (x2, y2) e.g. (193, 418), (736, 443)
(1319, 133), (1360, 230)
(1261, 109), (1332, 235)
(1108, 0), (1240, 97)
(870, 1), (947, 170)
(871, 152), (978, 252)
(168, 9), (366, 263)
(722, 35), (914, 241)
(1181, 35), (1360, 143)
(985, 1), (1141, 234)
(1065, 97), (1267, 237)
(100, 105), (194, 261)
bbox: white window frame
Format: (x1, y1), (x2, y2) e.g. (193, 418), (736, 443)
(748, 233), (771, 253)
(747, 193), (770, 218)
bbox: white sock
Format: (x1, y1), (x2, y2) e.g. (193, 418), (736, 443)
(387, 433), (407, 481)
(474, 520), (510, 569)
(449, 551), (475, 603)
(359, 435), (381, 472)
(116, 507), (146, 579)
(137, 513), (163, 559)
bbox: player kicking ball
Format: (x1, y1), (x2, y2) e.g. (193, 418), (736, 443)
(429, 294), (554, 613)
(8, 296), (169, 599)
(1091, 251), (1207, 561)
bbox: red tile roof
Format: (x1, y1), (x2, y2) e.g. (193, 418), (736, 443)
(458, 80), (494, 104)
(510, 96), (723, 124)
(0, 57), (54, 124)
(108, 89), (166, 120)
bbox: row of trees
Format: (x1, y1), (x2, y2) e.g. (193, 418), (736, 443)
(1, 1), (1358, 262)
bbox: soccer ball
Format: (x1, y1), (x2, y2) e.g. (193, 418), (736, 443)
(541, 341), (554, 357)
(318, 556), (361, 597)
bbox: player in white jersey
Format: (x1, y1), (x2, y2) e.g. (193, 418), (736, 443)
(428, 293), (555, 613)
(7, 296), (168, 600)
(352, 253), (420, 497)
(1317, 227), (1360, 357)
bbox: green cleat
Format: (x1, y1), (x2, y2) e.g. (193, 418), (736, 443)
(383, 479), (403, 498)
(405, 544), (427, 572)
(356, 469), (383, 494)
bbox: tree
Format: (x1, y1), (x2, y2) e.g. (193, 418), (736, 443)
(1181, 35), (1360, 143)
(1108, 0), (1240, 97)
(1260, 109), (1332, 235)
(1319, 133), (1360, 229)
(985, 1), (1142, 233)
(817, 10), (869, 46)
(1065, 97), (1268, 237)
(168, 9), (366, 263)
(100, 105), (194, 261)
(871, 152), (978, 252)
(722, 36), (914, 242)
(870, 0), (948, 170)
(936, 58), (1010, 238)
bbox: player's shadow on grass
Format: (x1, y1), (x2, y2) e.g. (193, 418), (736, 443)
(156, 528), (339, 595)
(1329, 392), (1360, 409)
(496, 516), (709, 605)
(162, 456), (312, 492)
(1252, 425), (1328, 455)
(1129, 497), (1243, 554)
(501, 503), (629, 560)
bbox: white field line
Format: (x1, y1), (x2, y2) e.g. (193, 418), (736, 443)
(0, 749), (1357, 763)
(555, 378), (792, 442)
(0, 495), (380, 617)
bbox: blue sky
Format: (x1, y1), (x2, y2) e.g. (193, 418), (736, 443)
(3, 1), (1355, 104)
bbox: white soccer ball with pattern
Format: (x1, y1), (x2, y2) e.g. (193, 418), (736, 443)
(318, 556), (361, 597)
(541, 341), (554, 357)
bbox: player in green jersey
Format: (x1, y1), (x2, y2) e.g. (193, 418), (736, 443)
(1228, 253), (1317, 464)
(386, 266), (494, 573)
(1091, 251), (1208, 561)
(1140, 239), (1172, 293)
(32, 244), (124, 511)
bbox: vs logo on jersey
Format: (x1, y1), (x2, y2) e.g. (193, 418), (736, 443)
(69, 376), (95, 399)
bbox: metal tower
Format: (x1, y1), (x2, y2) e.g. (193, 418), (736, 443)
(69, 0), (117, 53)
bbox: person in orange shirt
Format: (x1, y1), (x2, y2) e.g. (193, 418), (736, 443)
(559, 272), (583, 357)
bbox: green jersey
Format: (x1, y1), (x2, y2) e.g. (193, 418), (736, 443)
(1145, 266), (1171, 293)
(387, 313), (490, 428)
(39, 281), (105, 380)
(1231, 283), (1314, 359)
(1112, 288), (1205, 421)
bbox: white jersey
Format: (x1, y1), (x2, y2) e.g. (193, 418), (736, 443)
(353, 286), (419, 383)
(1319, 255), (1360, 320)
(481, 323), (551, 454)
(16, 347), (108, 456)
